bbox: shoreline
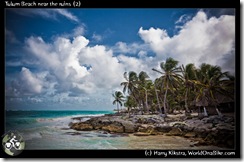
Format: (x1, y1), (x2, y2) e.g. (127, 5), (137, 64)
(70, 112), (235, 149)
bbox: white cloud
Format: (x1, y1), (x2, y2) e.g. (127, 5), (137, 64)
(20, 67), (42, 94)
(27, 97), (43, 103)
(79, 45), (125, 89)
(72, 25), (86, 36)
(10, 9), (79, 23)
(25, 36), (91, 94)
(10, 34), (126, 106)
(53, 9), (79, 23)
(138, 27), (170, 55)
(138, 50), (147, 58)
(9, 67), (43, 95)
(113, 41), (148, 55)
(92, 33), (102, 42)
(175, 14), (192, 24)
(138, 11), (235, 74)
(59, 25), (86, 39)
(115, 42), (128, 53)
(118, 55), (146, 73)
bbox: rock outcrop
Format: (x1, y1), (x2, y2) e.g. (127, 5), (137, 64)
(69, 114), (235, 148)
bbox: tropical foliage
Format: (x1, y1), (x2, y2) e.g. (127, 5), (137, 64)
(112, 91), (125, 113)
(114, 57), (235, 117)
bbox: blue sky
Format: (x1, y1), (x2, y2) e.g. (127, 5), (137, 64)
(5, 8), (235, 110)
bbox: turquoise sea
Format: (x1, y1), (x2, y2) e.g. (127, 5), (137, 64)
(5, 110), (128, 150)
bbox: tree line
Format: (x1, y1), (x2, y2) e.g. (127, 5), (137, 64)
(112, 57), (234, 117)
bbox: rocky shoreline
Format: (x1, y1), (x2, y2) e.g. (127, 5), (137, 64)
(70, 113), (235, 148)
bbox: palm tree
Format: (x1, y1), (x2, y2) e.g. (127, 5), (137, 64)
(124, 96), (137, 116)
(152, 57), (182, 116)
(138, 71), (151, 113)
(120, 71), (140, 110)
(112, 91), (125, 114)
(194, 64), (234, 117)
(181, 63), (197, 114)
(121, 71), (137, 96)
(144, 80), (154, 114)
(154, 78), (163, 114)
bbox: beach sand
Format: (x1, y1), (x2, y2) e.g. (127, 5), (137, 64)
(109, 134), (224, 150)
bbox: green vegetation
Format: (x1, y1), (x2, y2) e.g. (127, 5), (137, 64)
(113, 57), (235, 117)
(112, 91), (125, 113)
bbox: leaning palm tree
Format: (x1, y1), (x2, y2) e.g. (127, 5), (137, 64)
(121, 71), (140, 110)
(112, 91), (125, 114)
(154, 77), (163, 114)
(152, 57), (182, 116)
(181, 63), (197, 114)
(121, 71), (138, 95)
(143, 80), (154, 114)
(138, 71), (151, 113)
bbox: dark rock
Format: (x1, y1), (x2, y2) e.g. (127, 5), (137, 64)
(166, 128), (183, 136)
(185, 119), (204, 128)
(90, 119), (112, 130)
(68, 113), (235, 149)
(71, 123), (93, 131)
(155, 124), (172, 133)
(137, 124), (155, 133)
(194, 127), (209, 138)
(203, 127), (234, 149)
(148, 129), (162, 135)
(120, 121), (135, 133)
(215, 123), (235, 131)
(223, 116), (234, 123)
(137, 127), (147, 132)
(171, 122), (189, 127)
(198, 114), (204, 120)
(202, 115), (221, 124)
(101, 122), (124, 133)
(204, 133), (217, 144)
(147, 118), (157, 124)
(182, 125), (194, 132)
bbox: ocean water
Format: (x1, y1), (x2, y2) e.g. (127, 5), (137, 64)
(5, 110), (221, 150)
(5, 110), (126, 150)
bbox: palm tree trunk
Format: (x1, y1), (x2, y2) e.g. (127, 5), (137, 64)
(164, 82), (168, 115)
(117, 102), (120, 114)
(185, 88), (190, 113)
(131, 91), (140, 110)
(140, 100), (144, 115)
(155, 87), (162, 114)
(145, 90), (149, 113)
(128, 107), (130, 117)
